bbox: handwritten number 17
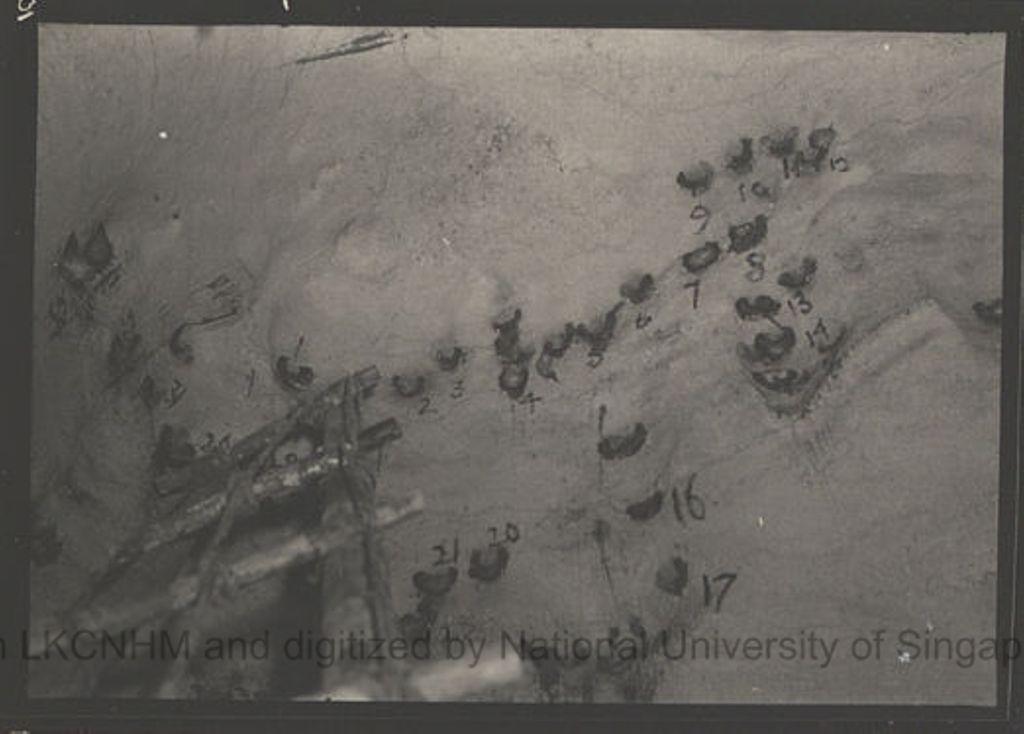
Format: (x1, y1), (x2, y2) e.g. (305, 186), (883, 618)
(703, 572), (737, 613)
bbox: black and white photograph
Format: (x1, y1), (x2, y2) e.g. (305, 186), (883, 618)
(4, 6), (1021, 725)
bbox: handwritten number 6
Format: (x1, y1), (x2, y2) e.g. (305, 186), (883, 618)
(690, 205), (711, 234)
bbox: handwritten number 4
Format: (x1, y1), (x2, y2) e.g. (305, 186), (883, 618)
(805, 318), (829, 347)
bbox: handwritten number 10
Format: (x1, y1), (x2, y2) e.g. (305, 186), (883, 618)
(488, 522), (521, 545)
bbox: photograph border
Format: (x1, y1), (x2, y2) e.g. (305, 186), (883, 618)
(1, 1), (1021, 731)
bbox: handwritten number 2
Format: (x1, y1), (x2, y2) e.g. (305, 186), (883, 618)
(432, 538), (459, 566)
(419, 396), (436, 415)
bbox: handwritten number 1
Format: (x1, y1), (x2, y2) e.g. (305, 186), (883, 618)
(683, 280), (700, 310)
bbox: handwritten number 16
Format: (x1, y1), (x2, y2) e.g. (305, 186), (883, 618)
(672, 474), (705, 524)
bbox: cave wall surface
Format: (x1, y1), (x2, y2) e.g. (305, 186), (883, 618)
(32, 26), (1004, 703)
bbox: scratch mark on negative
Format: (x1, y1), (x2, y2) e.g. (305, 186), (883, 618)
(294, 31), (403, 65)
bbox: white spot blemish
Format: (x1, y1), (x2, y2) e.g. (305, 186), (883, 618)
(757, 516), (765, 528)
(158, 130), (169, 140)
(883, 43), (891, 51)
(897, 650), (911, 665)
(282, 0), (290, 10)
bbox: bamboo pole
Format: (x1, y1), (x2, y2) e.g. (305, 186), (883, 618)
(317, 377), (402, 698)
(88, 410), (398, 600)
(28, 492), (424, 658)
(296, 649), (528, 702)
(140, 417), (400, 556)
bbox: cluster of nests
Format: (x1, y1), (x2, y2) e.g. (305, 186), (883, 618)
(379, 129), (846, 460)
(675, 127), (849, 403)
(675, 123), (840, 198)
(268, 126), (848, 424)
